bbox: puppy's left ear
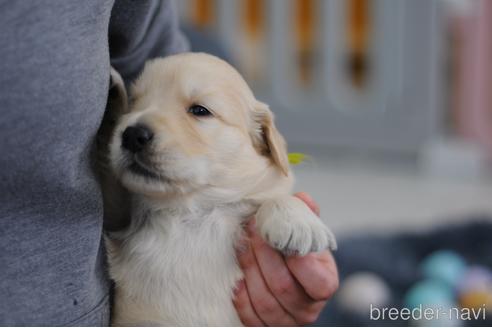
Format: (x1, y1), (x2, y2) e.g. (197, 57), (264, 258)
(109, 67), (129, 115)
(252, 101), (290, 176)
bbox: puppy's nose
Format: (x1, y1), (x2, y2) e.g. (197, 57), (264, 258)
(121, 125), (154, 153)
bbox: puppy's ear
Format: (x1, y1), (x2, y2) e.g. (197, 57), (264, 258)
(94, 67), (132, 232)
(109, 67), (129, 115)
(96, 67), (129, 151)
(251, 101), (290, 176)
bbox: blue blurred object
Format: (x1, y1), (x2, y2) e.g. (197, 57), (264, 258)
(421, 250), (467, 287)
(404, 279), (455, 310)
(314, 220), (492, 326)
(404, 279), (463, 327)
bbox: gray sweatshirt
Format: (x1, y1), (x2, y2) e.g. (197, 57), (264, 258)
(0, 0), (188, 325)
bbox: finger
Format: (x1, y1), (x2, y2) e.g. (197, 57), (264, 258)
(286, 251), (339, 301)
(237, 236), (297, 326)
(294, 192), (320, 216)
(250, 225), (326, 325)
(233, 279), (265, 326)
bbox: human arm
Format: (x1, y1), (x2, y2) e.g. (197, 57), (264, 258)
(109, 0), (189, 83)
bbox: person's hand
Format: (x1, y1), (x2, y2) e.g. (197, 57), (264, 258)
(233, 192), (339, 326)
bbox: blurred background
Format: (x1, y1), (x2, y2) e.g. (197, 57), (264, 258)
(176, 0), (492, 326)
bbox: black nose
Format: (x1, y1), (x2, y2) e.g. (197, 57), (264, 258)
(121, 125), (154, 153)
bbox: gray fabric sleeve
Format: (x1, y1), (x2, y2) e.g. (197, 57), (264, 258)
(109, 0), (190, 84)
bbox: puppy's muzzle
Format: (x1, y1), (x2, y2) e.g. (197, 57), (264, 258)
(122, 125), (154, 153)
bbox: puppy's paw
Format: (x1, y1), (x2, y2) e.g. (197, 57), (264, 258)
(255, 196), (337, 256)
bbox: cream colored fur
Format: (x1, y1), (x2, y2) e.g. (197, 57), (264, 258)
(102, 53), (336, 326)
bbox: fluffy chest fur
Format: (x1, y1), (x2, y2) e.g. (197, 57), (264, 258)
(108, 204), (249, 326)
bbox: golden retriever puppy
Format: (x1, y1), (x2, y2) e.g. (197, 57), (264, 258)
(104, 53), (336, 326)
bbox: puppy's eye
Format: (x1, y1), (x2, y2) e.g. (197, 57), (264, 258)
(188, 104), (212, 117)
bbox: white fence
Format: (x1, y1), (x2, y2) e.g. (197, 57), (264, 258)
(178, 0), (442, 154)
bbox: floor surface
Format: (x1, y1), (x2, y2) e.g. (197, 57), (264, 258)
(292, 154), (492, 236)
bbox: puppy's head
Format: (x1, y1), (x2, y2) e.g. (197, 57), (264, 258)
(110, 53), (290, 200)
